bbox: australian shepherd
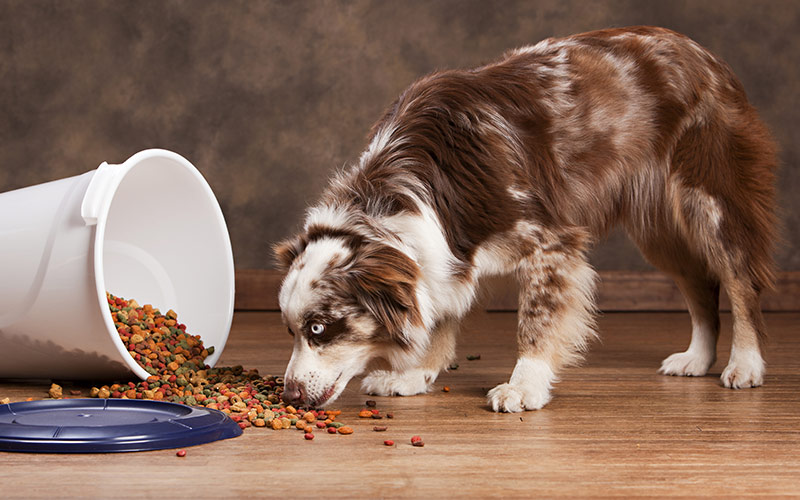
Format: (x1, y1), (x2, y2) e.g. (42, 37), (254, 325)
(274, 26), (777, 412)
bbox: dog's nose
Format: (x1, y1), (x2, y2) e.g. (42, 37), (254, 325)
(282, 380), (304, 405)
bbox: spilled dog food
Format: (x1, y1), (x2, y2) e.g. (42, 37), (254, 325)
(79, 293), (352, 438)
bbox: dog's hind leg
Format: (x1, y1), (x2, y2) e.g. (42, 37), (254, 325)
(487, 232), (597, 412)
(361, 317), (458, 397)
(666, 108), (777, 388)
(631, 228), (722, 377)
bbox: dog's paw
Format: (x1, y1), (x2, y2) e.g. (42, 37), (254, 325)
(360, 369), (434, 397)
(721, 349), (765, 389)
(659, 350), (715, 377)
(486, 382), (551, 412)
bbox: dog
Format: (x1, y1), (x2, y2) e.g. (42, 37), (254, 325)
(274, 26), (777, 412)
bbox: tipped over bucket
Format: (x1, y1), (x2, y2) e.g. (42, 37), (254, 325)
(0, 149), (235, 380)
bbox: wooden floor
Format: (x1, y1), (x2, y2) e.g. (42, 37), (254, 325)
(1, 311), (799, 498)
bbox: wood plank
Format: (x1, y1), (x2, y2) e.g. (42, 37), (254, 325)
(2, 311), (799, 497)
(236, 269), (800, 312)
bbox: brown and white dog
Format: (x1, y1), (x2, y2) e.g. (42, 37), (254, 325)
(275, 26), (777, 412)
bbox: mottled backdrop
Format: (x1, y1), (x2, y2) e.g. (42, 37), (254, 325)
(1, 0), (797, 270)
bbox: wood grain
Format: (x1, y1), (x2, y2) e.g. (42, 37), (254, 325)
(236, 269), (800, 312)
(1, 311), (799, 497)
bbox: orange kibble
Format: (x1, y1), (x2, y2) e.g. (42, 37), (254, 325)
(303, 412), (316, 423)
(125, 389), (137, 399)
(337, 426), (354, 435)
(358, 410), (373, 418)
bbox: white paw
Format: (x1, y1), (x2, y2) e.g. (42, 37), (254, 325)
(487, 382), (551, 412)
(659, 350), (715, 377)
(360, 369), (434, 396)
(721, 349), (765, 389)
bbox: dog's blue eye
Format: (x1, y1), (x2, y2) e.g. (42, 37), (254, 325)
(310, 322), (326, 335)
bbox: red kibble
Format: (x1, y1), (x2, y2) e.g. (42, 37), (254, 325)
(238, 422), (247, 429)
(411, 435), (423, 447)
(176, 449), (187, 457)
(327, 427), (337, 434)
(370, 409), (379, 415)
(386, 413), (394, 419)
(304, 433), (314, 440)
(384, 440), (394, 446)
(316, 421), (326, 429)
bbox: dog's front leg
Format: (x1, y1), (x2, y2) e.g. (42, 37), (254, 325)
(487, 243), (597, 412)
(361, 317), (458, 397)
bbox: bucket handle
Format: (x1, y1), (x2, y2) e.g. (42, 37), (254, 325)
(81, 162), (119, 226)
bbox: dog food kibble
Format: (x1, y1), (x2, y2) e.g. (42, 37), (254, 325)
(338, 426), (354, 435)
(0, 398), (9, 405)
(373, 426), (388, 432)
(48, 383), (62, 399)
(442, 386), (450, 392)
(466, 354), (481, 361)
(327, 426), (337, 434)
(384, 440), (394, 446)
(448, 363), (459, 370)
(53, 292), (354, 439)
(358, 409), (373, 418)
(411, 435), (425, 447)
(176, 449), (187, 457)
(304, 432), (314, 440)
(365, 400), (377, 407)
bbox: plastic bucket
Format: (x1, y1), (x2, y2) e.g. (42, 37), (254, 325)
(0, 149), (235, 380)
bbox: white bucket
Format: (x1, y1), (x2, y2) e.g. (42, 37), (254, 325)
(0, 149), (235, 381)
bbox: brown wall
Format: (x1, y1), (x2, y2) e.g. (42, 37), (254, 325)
(1, 0), (798, 271)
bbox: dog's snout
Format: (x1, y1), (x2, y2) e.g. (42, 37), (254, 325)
(282, 379), (305, 405)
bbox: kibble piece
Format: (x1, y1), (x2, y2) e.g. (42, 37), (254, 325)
(338, 426), (354, 435)
(270, 419), (283, 430)
(442, 386), (450, 392)
(304, 432), (314, 440)
(466, 354), (481, 361)
(176, 449), (187, 457)
(48, 383), (63, 399)
(302, 411), (316, 423)
(0, 398), (9, 405)
(254, 418), (266, 427)
(365, 400), (377, 407)
(373, 426), (388, 432)
(358, 409), (373, 418)
(384, 440), (394, 446)
(327, 427), (337, 434)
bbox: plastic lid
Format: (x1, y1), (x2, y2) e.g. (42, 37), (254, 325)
(0, 399), (242, 453)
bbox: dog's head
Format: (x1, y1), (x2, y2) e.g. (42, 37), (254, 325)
(274, 226), (422, 407)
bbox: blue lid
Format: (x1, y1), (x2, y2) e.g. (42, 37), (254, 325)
(0, 399), (242, 453)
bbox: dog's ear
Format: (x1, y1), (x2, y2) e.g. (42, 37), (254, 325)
(345, 242), (422, 342)
(273, 235), (307, 271)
